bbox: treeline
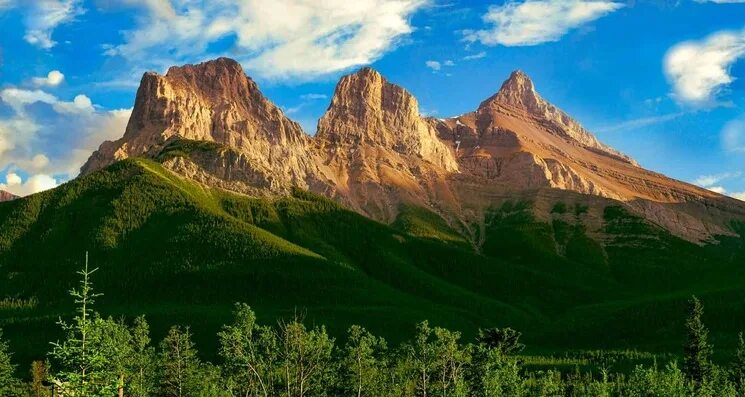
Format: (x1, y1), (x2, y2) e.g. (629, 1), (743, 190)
(0, 261), (744, 396)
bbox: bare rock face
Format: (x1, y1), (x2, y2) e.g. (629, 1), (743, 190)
(81, 58), (745, 243)
(81, 58), (331, 194)
(435, 71), (745, 241)
(316, 67), (459, 221)
(478, 71), (634, 164)
(0, 190), (17, 202)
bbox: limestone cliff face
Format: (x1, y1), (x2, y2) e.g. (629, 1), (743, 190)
(317, 67), (457, 172)
(315, 67), (459, 221)
(0, 190), (16, 202)
(81, 58), (745, 243)
(81, 58), (330, 193)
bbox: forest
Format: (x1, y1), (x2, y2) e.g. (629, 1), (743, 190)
(0, 257), (740, 397)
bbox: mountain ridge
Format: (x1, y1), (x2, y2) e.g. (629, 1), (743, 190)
(80, 57), (745, 243)
(0, 190), (16, 202)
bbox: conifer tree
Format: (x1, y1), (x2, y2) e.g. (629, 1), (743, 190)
(0, 329), (20, 395)
(683, 296), (713, 386)
(49, 252), (119, 396)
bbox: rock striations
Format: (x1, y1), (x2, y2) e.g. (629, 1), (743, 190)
(82, 58), (745, 243)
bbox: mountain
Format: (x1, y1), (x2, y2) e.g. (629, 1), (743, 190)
(3, 57), (745, 364)
(0, 190), (16, 202)
(83, 58), (745, 243)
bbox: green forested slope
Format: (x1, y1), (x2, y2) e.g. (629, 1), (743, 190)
(0, 153), (743, 366)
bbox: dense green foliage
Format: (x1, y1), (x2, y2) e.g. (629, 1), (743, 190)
(0, 150), (744, 371)
(0, 265), (744, 396)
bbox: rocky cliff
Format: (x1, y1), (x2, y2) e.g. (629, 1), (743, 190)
(81, 58), (745, 243)
(0, 190), (16, 202)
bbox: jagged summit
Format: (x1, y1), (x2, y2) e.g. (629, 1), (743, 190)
(489, 69), (539, 108)
(79, 58), (745, 242)
(476, 70), (635, 164)
(316, 65), (453, 168)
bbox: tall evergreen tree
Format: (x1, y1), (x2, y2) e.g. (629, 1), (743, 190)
(683, 296), (713, 386)
(159, 326), (201, 397)
(48, 252), (119, 396)
(0, 329), (20, 396)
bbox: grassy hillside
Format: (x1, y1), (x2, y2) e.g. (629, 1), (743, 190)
(0, 152), (743, 367)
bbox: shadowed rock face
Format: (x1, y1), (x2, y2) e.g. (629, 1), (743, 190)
(0, 190), (17, 202)
(81, 58), (745, 243)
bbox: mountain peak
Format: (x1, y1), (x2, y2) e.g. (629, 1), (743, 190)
(501, 70), (535, 93)
(485, 69), (541, 111)
(166, 57), (244, 78)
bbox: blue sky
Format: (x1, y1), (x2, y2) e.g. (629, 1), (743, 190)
(0, 0), (744, 199)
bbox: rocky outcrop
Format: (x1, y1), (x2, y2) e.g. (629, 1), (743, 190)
(81, 58), (332, 194)
(315, 67), (459, 221)
(0, 190), (17, 202)
(81, 58), (745, 243)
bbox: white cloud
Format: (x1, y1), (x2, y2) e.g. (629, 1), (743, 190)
(0, 172), (58, 196)
(707, 186), (727, 194)
(0, 88), (58, 112)
(464, 0), (623, 47)
(23, 0), (83, 49)
(425, 60), (441, 71)
(731, 192), (745, 201)
(664, 29), (745, 106)
(463, 51), (487, 60)
(444, 60), (455, 66)
(0, 85), (132, 191)
(103, 0), (426, 80)
(693, 171), (741, 187)
(52, 94), (95, 114)
(722, 116), (745, 152)
(32, 70), (65, 86)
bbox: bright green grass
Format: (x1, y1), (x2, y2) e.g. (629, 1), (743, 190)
(0, 145), (743, 369)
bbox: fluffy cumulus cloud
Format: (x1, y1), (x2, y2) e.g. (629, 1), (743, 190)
(732, 192), (745, 201)
(0, 86), (131, 196)
(0, 173), (58, 197)
(464, 0), (624, 47)
(103, 0), (426, 80)
(664, 29), (745, 106)
(32, 70), (65, 86)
